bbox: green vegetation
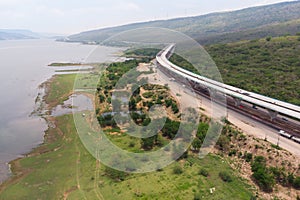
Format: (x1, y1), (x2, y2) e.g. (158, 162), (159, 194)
(219, 171), (233, 183)
(199, 168), (209, 177)
(48, 62), (83, 66)
(44, 74), (76, 106)
(251, 156), (275, 192)
(214, 119), (300, 193)
(198, 19), (300, 45)
(0, 56), (257, 199)
(170, 36), (300, 105)
(172, 165), (183, 175)
(206, 36), (300, 105)
(68, 1), (300, 45)
(0, 72), (254, 199)
(124, 48), (160, 62)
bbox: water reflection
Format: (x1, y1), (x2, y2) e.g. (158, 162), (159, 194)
(51, 94), (94, 117)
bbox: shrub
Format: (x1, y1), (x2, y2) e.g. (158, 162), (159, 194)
(173, 165), (183, 174)
(266, 36), (272, 41)
(250, 195), (257, 200)
(194, 192), (202, 200)
(251, 156), (275, 192)
(293, 177), (300, 189)
(105, 167), (127, 181)
(287, 173), (295, 185)
(219, 171), (232, 182)
(199, 168), (209, 177)
(244, 152), (253, 162)
(228, 149), (237, 156)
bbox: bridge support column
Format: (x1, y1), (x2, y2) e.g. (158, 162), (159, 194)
(233, 97), (242, 107)
(208, 89), (218, 99)
(268, 110), (278, 121)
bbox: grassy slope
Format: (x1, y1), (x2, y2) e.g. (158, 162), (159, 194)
(170, 35), (300, 106)
(44, 74), (77, 106)
(206, 36), (300, 105)
(68, 1), (300, 45)
(197, 19), (300, 45)
(0, 73), (254, 199)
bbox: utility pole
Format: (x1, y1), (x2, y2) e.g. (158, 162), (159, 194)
(264, 132), (267, 141)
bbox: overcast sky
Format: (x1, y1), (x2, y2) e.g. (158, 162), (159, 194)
(0, 0), (295, 34)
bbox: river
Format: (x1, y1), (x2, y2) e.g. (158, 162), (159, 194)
(0, 39), (122, 183)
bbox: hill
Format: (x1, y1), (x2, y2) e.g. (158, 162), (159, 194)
(67, 1), (300, 44)
(170, 35), (300, 105)
(0, 29), (40, 40)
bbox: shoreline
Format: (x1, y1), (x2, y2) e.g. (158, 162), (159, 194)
(0, 75), (57, 189)
(0, 63), (100, 189)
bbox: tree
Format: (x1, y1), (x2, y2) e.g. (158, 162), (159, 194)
(99, 94), (105, 103)
(141, 135), (157, 150)
(129, 98), (136, 110)
(192, 138), (202, 152)
(196, 123), (209, 142)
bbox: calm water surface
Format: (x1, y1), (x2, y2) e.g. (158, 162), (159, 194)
(0, 39), (121, 182)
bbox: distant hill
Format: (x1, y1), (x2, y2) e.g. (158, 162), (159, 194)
(67, 1), (300, 45)
(198, 19), (300, 45)
(0, 29), (40, 40)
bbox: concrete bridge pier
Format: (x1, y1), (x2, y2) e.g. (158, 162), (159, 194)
(233, 97), (242, 107)
(268, 110), (278, 121)
(208, 89), (218, 98)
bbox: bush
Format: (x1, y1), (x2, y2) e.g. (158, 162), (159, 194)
(250, 195), (257, 200)
(228, 149), (237, 156)
(219, 171), (232, 182)
(216, 135), (230, 151)
(266, 36), (272, 41)
(293, 177), (300, 189)
(287, 173), (295, 185)
(171, 102), (179, 113)
(173, 165), (183, 174)
(192, 138), (202, 152)
(142, 92), (154, 98)
(251, 156), (275, 192)
(105, 167), (127, 181)
(244, 152), (253, 162)
(194, 192), (202, 200)
(199, 168), (209, 177)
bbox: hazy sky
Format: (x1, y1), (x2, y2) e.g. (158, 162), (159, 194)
(0, 0), (295, 34)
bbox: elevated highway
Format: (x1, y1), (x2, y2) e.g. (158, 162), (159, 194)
(156, 44), (300, 121)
